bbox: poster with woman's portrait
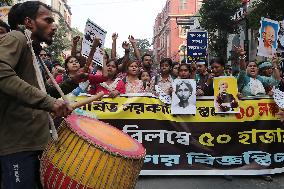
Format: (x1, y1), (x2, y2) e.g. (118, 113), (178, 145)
(257, 18), (280, 58)
(213, 77), (239, 114)
(171, 79), (196, 115)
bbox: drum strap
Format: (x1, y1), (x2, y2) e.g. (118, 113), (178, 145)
(24, 28), (58, 140)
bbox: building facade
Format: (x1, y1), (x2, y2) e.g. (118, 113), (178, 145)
(153, 0), (203, 63)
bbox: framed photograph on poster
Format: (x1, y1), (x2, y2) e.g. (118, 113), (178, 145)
(213, 76), (239, 114)
(171, 79), (196, 115)
(257, 18), (280, 58)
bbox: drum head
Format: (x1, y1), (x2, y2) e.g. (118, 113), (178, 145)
(67, 115), (145, 159)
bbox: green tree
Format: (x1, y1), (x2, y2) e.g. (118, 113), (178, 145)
(248, 0), (284, 30)
(199, 0), (241, 59)
(46, 17), (71, 61)
(129, 38), (151, 60)
(0, 0), (13, 6)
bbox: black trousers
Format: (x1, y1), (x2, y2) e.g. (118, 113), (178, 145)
(0, 151), (43, 189)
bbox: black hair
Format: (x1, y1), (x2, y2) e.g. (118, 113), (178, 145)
(139, 70), (151, 80)
(160, 58), (173, 67)
(106, 58), (119, 79)
(64, 56), (79, 75)
(175, 81), (193, 95)
(0, 19), (10, 32)
(210, 57), (225, 67)
(141, 53), (152, 62)
(106, 58), (119, 69)
(172, 61), (180, 68)
(8, 1), (52, 30)
(178, 63), (192, 73)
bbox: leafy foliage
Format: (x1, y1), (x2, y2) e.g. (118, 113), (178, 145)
(46, 17), (71, 61)
(129, 38), (151, 60)
(199, 0), (241, 59)
(248, 0), (284, 30)
(0, 0), (13, 6)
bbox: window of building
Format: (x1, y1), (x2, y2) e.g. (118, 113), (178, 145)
(179, 0), (187, 10)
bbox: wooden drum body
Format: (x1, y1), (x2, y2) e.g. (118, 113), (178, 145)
(41, 115), (145, 189)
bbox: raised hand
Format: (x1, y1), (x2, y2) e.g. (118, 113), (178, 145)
(272, 53), (280, 65)
(234, 45), (246, 56)
(73, 36), (80, 44)
(112, 33), (118, 41)
(128, 35), (136, 43)
(93, 37), (102, 48)
(122, 41), (130, 50)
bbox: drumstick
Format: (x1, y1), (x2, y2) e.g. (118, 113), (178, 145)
(70, 91), (104, 109)
(84, 38), (102, 72)
(41, 62), (69, 103)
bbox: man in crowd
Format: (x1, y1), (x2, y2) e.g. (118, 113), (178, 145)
(0, 1), (83, 188)
(195, 59), (209, 96)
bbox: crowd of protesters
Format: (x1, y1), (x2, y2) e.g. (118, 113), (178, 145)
(0, 3), (282, 105)
(0, 1), (283, 188)
(33, 32), (283, 101)
(3, 18), (281, 101)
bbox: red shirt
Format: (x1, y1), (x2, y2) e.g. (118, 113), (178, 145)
(88, 74), (126, 95)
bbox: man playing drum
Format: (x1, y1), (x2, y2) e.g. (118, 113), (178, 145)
(0, 1), (83, 188)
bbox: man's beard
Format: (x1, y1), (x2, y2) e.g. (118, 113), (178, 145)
(34, 24), (53, 45)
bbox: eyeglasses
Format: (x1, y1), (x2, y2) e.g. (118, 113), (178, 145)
(40, 54), (47, 57)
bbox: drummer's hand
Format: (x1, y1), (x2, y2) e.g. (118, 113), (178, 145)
(52, 100), (73, 117)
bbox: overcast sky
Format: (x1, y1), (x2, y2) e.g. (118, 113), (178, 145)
(70, 0), (167, 55)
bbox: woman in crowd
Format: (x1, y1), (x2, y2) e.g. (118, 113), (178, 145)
(88, 59), (125, 97)
(178, 63), (192, 79)
(139, 70), (152, 92)
(257, 58), (281, 95)
(171, 62), (180, 79)
(124, 61), (144, 93)
(55, 56), (81, 84)
(236, 47), (279, 96)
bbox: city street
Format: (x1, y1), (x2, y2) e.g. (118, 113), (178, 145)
(136, 174), (284, 189)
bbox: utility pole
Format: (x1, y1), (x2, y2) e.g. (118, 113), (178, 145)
(243, 0), (250, 61)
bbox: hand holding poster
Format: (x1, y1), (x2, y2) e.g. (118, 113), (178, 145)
(214, 76), (239, 113)
(171, 79), (196, 115)
(257, 18), (280, 58)
(81, 19), (107, 67)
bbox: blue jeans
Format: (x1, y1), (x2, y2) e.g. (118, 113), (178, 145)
(0, 151), (42, 189)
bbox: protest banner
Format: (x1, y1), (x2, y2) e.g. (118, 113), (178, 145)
(74, 95), (283, 175)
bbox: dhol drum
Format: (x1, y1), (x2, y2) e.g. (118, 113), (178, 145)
(40, 114), (146, 189)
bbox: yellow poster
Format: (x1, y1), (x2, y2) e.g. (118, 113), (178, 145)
(213, 76), (240, 113)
